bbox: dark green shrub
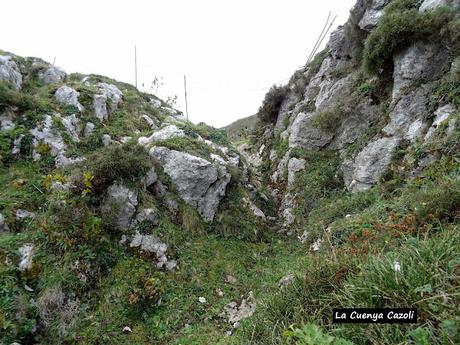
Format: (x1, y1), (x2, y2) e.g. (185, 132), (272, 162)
(80, 142), (152, 194)
(258, 84), (288, 124)
(363, 6), (454, 74)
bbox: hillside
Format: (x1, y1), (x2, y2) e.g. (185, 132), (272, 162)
(223, 114), (259, 143)
(1, 0), (460, 344)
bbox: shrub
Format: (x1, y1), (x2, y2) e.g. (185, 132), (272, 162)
(363, 5), (454, 74)
(284, 324), (354, 345)
(79, 142), (152, 194)
(258, 84), (288, 124)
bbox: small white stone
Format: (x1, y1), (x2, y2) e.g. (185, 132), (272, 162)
(122, 326), (132, 333)
(198, 297), (207, 304)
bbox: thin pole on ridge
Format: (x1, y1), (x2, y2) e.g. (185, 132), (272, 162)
(184, 75), (189, 121)
(134, 45), (138, 89)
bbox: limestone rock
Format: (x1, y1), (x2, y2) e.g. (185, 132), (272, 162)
(392, 42), (442, 100)
(425, 104), (457, 140)
(101, 184), (138, 230)
(16, 209), (35, 220)
(141, 114), (158, 129)
(18, 244), (34, 271)
(359, 0), (390, 31)
(102, 134), (112, 146)
(144, 168), (158, 187)
(54, 86), (84, 112)
(38, 65), (67, 84)
(0, 213), (10, 233)
(61, 114), (80, 142)
(287, 158), (306, 187)
(150, 146), (231, 222)
(419, 0), (460, 12)
(138, 125), (185, 146)
(221, 292), (255, 328)
(0, 113), (15, 131)
(129, 231), (176, 270)
(0, 55), (22, 90)
(83, 122), (95, 136)
(384, 87), (430, 141)
(288, 112), (334, 149)
(134, 208), (158, 225)
(93, 94), (108, 122)
(93, 82), (123, 122)
(348, 137), (400, 192)
(30, 115), (66, 159)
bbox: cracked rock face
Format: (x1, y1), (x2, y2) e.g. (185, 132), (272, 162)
(150, 146), (231, 222)
(358, 0), (390, 31)
(347, 137), (400, 192)
(101, 184), (138, 230)
(0, 55), (22, 90)
(289, 112), (334, 149)
(392, 42), (442, 100)
(384, 87), (430, 141)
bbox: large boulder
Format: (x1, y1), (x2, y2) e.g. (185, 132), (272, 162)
(101, 184), (138, 230)
(384, 87), (430, 141)
(288, 112), (334, 149)
(38, 65), (67, 84)
(150, 146), (231, 222)
(54, 86), (84, 112)
(0, 55), (22, 90)
(347, 137), (400, 192)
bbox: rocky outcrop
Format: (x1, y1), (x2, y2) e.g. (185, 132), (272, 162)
(288, 112), (334, 149)
(37, 65), (67, 84)
(392, 42), (443, 100)
(138, 125), (185, 146)
(30, 115), (66, 159)
(150, 146), (231, 222)
(93, 83), (123, 122)
(359, 0), (390, 31)
(0, 55), (22, 89)
(346, 137), (400, 192)
(54, 86), (84, 112)
(384, 87), (430, 141)
(101, 184), (138, 230)
(425, 104), (457, 140)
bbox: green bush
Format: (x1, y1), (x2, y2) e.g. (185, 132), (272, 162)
(363, 5), (454, 74)
(258, 84), (288, 124)
(79, 142), (152, 194)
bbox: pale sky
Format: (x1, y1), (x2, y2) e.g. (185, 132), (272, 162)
(2, 0), (356, 127)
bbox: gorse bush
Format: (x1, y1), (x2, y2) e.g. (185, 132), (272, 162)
(363, 3), (454, 74)
(258, 84), (288, 124)
(80, 142), (152, 194)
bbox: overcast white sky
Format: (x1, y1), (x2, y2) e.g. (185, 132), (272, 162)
(2, 0), (356, 127)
